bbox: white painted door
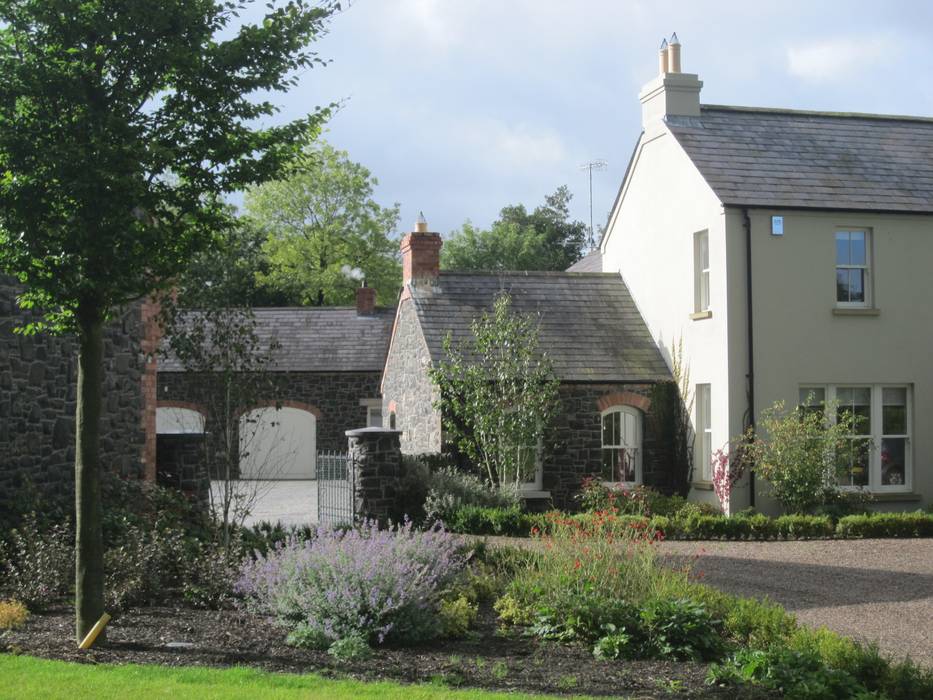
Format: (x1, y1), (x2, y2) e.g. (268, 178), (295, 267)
(238, 406), (316, 479)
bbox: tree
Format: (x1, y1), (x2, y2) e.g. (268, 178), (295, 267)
(429, 294), (560, 489)
(0, 0), (336, 642)
(245, 141), (401, 306)
(442, 186), (587, 272)
(738, 398), (862, 514)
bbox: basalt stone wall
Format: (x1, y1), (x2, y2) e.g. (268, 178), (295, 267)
(0, 275), (147, 523)
(381, 299), (442, 455)
(156, 433), (208, 505)
(543, 383), (662, 510)
(158, 369), (382, 456)
(347, 427), (403, 524)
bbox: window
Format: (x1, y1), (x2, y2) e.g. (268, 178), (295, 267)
(515, 438), (544, 491)
(694, 230), (710, 312)
(695, 384), (712, 481)
(835, 230), (871, 306)
(601, 407), (642, 484)
(798, 385), (911, 491)
(360, 399), (383, 428)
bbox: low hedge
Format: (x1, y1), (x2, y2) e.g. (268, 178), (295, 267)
(836, 512), (933, 538)
(448, 506), (933, 540)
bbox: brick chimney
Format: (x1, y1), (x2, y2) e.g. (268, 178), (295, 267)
(400, 212), (442, 287)
(356, 283), (376, 315)
(640, 33), (702, 132)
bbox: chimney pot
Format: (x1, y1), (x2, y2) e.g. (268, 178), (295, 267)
(658, 38), (669, 74)
(414, 211), (429, 233)
(667, 32), (682, 73)
(356, 284), (376, 315)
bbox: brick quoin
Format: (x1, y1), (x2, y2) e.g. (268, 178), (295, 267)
(239, 399), (323, 419)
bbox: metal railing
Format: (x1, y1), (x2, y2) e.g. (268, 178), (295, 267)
(316, 451), (355, 526)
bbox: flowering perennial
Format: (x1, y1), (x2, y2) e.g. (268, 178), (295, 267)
(236, 520), (465, 646)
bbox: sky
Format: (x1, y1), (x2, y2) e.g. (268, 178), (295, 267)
(239, 0), (933, 238)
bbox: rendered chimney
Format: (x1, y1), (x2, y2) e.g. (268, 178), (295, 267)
(639, 33), (702, 132)
(401, 212), (442, 286)
(356, 283), (376, 315)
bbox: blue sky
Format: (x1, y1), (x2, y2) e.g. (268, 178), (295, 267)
(243, 0), (933, 237)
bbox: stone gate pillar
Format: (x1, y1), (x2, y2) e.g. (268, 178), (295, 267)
(345, 427), (403, 524)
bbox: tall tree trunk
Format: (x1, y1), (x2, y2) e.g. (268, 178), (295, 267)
(75, 308), (105, 644)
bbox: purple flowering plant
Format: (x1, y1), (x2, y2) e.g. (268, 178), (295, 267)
(236, 519), (466, 647)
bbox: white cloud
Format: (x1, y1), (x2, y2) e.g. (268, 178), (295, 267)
(456, 118), (568, 173)
(786, 36), (896, 82)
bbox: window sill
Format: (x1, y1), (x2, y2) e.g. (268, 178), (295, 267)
(690, 310), (713, 321)
(691, 481), (714, 491)
(832, 307), (880, 317)
(867, 492), (922, 503)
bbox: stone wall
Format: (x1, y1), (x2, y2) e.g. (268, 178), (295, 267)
(155, 433), (208, 504)
(158, 369), (382, 457)
(381, 299), (442, 454)
(0, 275), (147, 522)
(545, 383), (662, 508)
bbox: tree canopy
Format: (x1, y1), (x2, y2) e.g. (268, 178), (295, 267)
(0, 0), (337, 641)
(244, 141), (401, 306)
(442, 186), (587, 272)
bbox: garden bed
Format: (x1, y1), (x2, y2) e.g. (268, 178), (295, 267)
(1, 603), (772, 698)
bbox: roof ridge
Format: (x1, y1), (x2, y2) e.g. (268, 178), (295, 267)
(700, 103), (933, 124)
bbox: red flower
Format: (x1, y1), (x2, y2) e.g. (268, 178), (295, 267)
(573, 559), (582, 570)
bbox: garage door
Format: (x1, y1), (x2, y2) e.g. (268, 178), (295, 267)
(238, 406), (316, 479)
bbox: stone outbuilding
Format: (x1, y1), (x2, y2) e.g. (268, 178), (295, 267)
(381, 220), (673, 509)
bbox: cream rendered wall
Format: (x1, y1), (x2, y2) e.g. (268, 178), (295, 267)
(743, 209), (933, 513)
(601, 128), (733, 509)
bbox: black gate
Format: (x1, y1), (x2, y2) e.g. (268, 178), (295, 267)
(316, 451), (355, 526)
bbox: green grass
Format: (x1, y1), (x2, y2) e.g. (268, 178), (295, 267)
(0, 654), (598, 700)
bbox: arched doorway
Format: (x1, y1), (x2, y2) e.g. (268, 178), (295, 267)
(238, 405), (317, 479)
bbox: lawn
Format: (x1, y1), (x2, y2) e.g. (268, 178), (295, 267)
(0, 655), (586, 700)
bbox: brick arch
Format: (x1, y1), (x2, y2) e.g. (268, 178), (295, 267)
(387, 400), (398, 414)
(596, 391), (651, 413)
(238, 400), (323, 420)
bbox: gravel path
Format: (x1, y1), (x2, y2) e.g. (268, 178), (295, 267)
(660, 539), (933, 667)
(481, 536), (933, 666)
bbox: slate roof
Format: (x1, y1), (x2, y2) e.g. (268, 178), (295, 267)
(566, 250), (603, 272)
(408, 271), (670, 383)
(160, 307), (395, 373)
(666, 105), (933, 212)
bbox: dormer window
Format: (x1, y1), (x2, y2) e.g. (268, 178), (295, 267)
(835, 230), (871, 307)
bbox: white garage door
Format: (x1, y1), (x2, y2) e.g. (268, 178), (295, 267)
(238, 406), (317, 479)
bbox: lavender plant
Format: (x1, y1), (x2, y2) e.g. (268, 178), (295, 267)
(236, 520), (466, 648)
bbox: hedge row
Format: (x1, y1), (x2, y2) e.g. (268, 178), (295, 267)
(448, 506), (933, 540)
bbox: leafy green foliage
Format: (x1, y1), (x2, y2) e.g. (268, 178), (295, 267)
(836, 511), (933, 538)
(442, 187), (586, 272)
(430, 293), (560, 488)
(423, 466), (519, 525)
(741, 399), (862, 513)
(438, 595), (478, 638)
(640, 598), (724, 661)
(327, 635), (373, 662)
(245, 141), (400, 306)
(0, 513), (72, 610)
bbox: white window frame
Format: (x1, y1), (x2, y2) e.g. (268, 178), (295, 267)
(600, 406), (643, 486)
(798, 384), (912, 493)
(360, 398), (383, 428)
(516, 437), (544, 492)
(834, 229), (872, 308)
(694, 230), (710, 313)
(695, 384), (712, 482)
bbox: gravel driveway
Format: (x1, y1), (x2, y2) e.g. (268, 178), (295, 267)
(210, 479), (318, 528)
(661, 539), (933, 666)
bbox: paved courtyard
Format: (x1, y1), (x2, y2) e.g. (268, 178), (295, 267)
(210, 480), (318, 528)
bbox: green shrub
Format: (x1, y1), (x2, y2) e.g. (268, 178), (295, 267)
(836, 512), (933, 538)
(104, 519), (190, 611)
(438, 595), (478, 638)
(327, 635), (372, 661)
(724, 597), (798, 650)
(640, 597), (724, 661)
(530, 590), (642, 643)
(0, 513), (72, 610)
(424, 466), (519, 524)
(593, 631), (639, 660)
(774, 515), (835, 540)
(707, 647), (872, 700)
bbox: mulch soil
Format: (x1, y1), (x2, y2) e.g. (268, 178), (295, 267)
(2, 602), (773, 699)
